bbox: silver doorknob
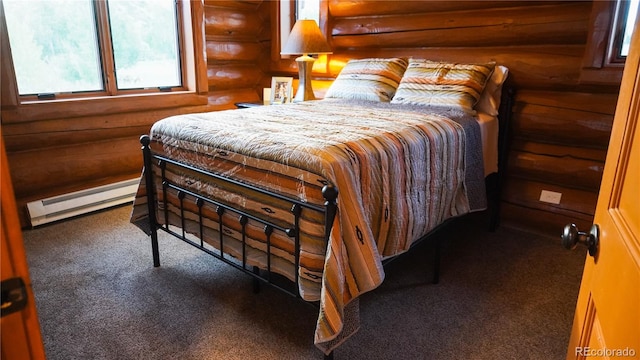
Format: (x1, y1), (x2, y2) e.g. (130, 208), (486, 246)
(561, 223), (599, 257)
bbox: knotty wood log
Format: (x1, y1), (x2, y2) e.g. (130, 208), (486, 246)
(4, 127), (149, 154)
(207, 64), (264, 90)
(502, 177), (598, 218)
(513, 103), (613, 148)
(500, 202), (593, 238)
(2, 104), (220, 152)
(508, 150), (604, 191)
(327, 1), (569, 17)
(207, 88), (261, 109)
(325, 46), (584, 89)
(516, 89), (618, 115)
(206, 40), (264, 62)
(510, 141), (607, 163)
(204, 5), (265, 38)
(331, 3), (589, 48)
(203, 0), (262, 11)
(1, 94), (209, 124)
(8, 137), (142, 199)
(332, 23), (586, 49)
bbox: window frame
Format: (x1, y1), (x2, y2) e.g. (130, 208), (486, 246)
(270, 0), (329, 70)
(580, 0), (637, 85)
(608, 0), (637, 64)
(0, 0), (208, 123)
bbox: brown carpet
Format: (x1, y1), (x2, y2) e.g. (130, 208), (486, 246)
(22, 205), (585, 359)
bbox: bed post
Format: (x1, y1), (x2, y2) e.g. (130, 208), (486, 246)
(140, 135), (161, 267)
(489, 86), (515, 232)
(321, 184), (338, 240)
(321, 184), (337, 360)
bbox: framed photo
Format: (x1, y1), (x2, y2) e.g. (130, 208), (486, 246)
(270, 77), (293, 104)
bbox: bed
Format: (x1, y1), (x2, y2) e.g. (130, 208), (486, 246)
(130, 58), (513, 358)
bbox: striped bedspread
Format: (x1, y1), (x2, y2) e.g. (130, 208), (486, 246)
(130, 99), (486, 354)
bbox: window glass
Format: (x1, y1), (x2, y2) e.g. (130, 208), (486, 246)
(107, 0), (181, 89)
(296, 0), (319, 23)
(2, 0), (184, 98)
(621, 0), (639, 57)
(3, 0), (103, 95)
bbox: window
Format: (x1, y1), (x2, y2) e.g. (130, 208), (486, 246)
(612, 0), (639, 60)
(296, 0), (320, 23)
(581, 0), (639, 84)
(277, 0), (322, 59)
(2, 0), (184, 100)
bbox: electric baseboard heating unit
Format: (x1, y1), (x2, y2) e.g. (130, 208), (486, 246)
(27, 178), (139, 227)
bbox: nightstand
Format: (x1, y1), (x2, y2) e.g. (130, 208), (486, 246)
(234, 102), (264, 109)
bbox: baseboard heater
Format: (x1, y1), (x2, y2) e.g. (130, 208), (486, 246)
(27, 178), (140, 227)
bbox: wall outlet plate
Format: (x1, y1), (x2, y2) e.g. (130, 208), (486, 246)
(540, 190), (562, 204)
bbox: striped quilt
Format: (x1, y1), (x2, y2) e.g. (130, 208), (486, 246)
(130, 99), (486, 354)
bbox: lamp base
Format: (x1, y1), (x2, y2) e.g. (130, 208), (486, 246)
(293, 55), (316, 102)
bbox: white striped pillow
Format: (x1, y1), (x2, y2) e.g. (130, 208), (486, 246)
(325, 58), (408, 102)
(391, 59), (496, 114)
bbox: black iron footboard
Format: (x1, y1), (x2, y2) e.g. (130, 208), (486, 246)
(140, 135), (338, 300)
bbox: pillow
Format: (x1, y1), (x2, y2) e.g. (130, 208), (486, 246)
(324, 57), (408, 102)
(475, 65), (509, 116)
(390, 59), (496, 114)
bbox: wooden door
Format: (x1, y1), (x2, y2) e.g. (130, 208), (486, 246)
(566, 18), (640, 360)
(1, 133), (46, 359)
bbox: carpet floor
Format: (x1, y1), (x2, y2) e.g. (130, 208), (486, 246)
(22, 205), (586, 359)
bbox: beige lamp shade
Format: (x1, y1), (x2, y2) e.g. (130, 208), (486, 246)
(281, 20), (332, 56)
(281, 20), (331, 102)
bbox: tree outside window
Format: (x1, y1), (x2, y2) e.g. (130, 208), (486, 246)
(2, 0), (182, 98)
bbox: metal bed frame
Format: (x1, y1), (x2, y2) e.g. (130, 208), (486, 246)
(140, 140), (339, 299)
(138, 87), (514, 359)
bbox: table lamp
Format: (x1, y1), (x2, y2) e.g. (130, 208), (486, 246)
(281, 19), (332, 102)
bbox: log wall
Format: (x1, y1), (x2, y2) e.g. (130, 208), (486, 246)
(1, 0), (623, 235)
(203, 0), (271, 106)
(265, 0), (621, 236)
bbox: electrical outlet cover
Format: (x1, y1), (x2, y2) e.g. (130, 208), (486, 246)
(540, 190), (562, 204)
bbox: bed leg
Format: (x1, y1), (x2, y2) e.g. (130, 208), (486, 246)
(151, 231), (160, 267)
(141, 135), (160, 267)
(432, 235), (441, 284)
(252, 266), (261, 293)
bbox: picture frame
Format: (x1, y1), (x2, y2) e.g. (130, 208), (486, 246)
(270, 77), (293, 104)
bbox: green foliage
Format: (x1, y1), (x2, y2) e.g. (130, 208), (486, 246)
(3, 0), (180, 94)
(4, 0), (102, 93)
(107, 0), (180, 88)
(108, 0), (178, 68)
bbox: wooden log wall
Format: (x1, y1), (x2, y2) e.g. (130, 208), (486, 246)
(1, 99), (214, 228)
(1, 0), (622, 236)
(262, 0), (621, 236)
(203, 0), (271, 106)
